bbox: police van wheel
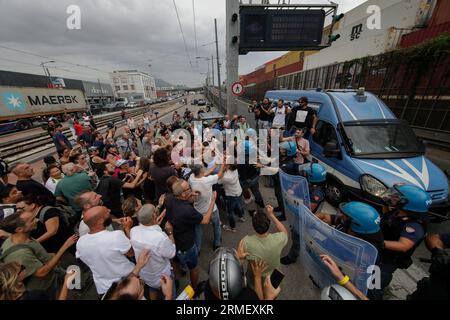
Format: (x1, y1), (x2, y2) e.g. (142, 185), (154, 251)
(326, 181), (346, 207)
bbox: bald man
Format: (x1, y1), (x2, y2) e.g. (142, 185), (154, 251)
(75, 206), (135, 297)
(165, 180), (217, 290)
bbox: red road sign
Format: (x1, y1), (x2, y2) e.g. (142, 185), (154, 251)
(231, 81), (245, 96)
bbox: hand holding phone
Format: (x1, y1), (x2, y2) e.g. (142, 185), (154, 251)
(270, 269), (285, 289)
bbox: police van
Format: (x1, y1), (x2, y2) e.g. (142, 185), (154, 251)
(265, 89), (449, 218)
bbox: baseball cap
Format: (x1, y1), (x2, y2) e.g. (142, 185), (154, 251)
(115, 159), (128, 167)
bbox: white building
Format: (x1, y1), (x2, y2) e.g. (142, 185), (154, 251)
(110, 70), (157, 101)
(304, 0), (435, 70)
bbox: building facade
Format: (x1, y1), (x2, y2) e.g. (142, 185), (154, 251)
(110, 70), (157, 101)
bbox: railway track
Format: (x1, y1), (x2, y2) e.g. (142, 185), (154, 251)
(0, 98), (187, 166)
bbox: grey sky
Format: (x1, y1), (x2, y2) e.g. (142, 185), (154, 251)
(0, 0), (367, 87)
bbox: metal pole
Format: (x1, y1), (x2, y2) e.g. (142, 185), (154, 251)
(215, 18), (223, 113)
(211, 55), (215, 87)
(46, 67), (53, 88)
(98, 79), (105, 104)
(207, 58), (210, 87)
(226, 0), (240, 115)
(41, 64), (49, 87)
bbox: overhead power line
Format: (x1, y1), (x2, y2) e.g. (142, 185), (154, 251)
(172, 0), (194, 70)
(0, 44), (111, 75)
(193, 0), (199, 59)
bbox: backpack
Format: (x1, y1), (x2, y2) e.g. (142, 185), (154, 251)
(39, 205), (78, 229)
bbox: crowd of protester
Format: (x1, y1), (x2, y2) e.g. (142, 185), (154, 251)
(0, 98), (448, 301)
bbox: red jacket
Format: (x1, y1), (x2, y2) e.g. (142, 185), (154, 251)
(74, 123), (83, 136)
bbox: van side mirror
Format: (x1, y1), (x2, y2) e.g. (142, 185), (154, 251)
(323, 141), (340, 158)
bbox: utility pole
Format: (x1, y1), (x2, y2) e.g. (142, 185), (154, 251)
(211, 55), (215, 87)
(226, 0), (240, 115)
(98, 79), (105, 105)
(215, 18), (223, 113)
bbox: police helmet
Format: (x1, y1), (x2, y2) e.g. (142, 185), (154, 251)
(244, 140), (255, 155)
(246, 128), (257, 137)
(396, 184), (431, 213)
(321, 284), (357, 300)
(339, 202), (381, 234)
(303, 163), (327, 184)
(280, 141), (297, 157)
(208, 248), (244, 300)
(381, 184), (431, 213)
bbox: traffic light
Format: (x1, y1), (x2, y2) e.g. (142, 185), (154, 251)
(329, 34), (341, 43)
(333, 13), (345, 23)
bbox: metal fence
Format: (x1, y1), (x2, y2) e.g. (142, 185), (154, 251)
(244, 50), (450, 137)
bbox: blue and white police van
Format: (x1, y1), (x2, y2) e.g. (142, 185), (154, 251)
(265, 89), (449, 218)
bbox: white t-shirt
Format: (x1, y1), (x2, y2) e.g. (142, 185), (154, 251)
(76, 230), (134, 294)
(45, 177), (62, 194)
(219, 169), (242, 197)
(82, 116), (90, 127)
(78, 218), (114, 237)
(272, 106), (287, 127)
(130, 224), (175, 289)
(189, 174), (218, 214)
(127, 119), (136, 130)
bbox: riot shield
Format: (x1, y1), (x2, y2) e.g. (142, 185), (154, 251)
(279, 171), (311, 234)
(297, 205), (378, 295)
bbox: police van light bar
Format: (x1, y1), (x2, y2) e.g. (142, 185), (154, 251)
(355, 87), (367, 102)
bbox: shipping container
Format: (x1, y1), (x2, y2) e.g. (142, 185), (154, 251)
(0, 86), (87, 132)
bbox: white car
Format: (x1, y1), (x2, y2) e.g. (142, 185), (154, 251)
(127, 102), (138, 108)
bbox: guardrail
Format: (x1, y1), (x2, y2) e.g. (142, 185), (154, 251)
(1, 98), (186, 166)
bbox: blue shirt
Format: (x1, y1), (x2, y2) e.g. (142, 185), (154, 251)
(53, 132), (72, 152)
(399, 221), (425, 244)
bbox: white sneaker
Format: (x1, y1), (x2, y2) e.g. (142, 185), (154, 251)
(243, 194), (255, 205)
(238, 217), (246, 223)
(223, 225), (236, 232)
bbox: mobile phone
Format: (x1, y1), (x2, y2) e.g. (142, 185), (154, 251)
(270, 269), (285, 289)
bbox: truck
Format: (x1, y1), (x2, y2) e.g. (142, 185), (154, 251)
(265, 89), (449, 220)
(0, 86), (87, 133)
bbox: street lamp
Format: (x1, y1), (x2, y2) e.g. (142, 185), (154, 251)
(196, 57), (213, 87)
(40, 60), (55, 88)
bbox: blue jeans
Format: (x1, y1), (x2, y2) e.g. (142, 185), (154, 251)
(176, 244), (199, 270)
(225, 196), (244, 229)
(240, 176), (265, 208)
(195, 209), (221, 250)
(148, 270), (177, 300)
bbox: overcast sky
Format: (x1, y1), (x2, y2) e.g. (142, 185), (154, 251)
(0, 0), (367, 87)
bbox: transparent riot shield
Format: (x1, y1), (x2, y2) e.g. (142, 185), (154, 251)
(297, 204), (378, 295)
(279, 171), (311, 234)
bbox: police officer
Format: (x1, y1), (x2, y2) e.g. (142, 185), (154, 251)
(407, 233), (450, 300)
(380, 184), (431, 288)
(303, 163), (327, 213)
(281, 163), (327, 265)
(273, 141), (298, 221)
(337, 202), (387, 300)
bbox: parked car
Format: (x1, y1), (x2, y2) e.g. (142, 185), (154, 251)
(191, 99), (199, 105)
(126, 102), (139, 109)
(103, 102), (125, 112)
(89, 104), (103, 115)
(197, 99), (206, 106)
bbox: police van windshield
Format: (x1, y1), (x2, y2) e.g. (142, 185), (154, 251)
(342, 121), (425, 158)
